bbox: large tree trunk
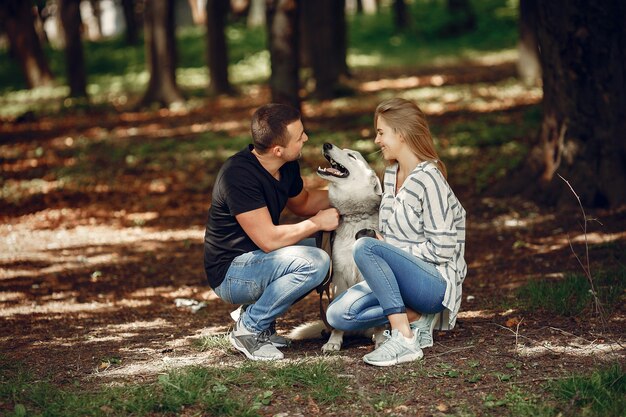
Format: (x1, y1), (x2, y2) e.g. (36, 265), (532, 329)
(504, 1), (626, 208)
(140, 0), (185, 108)
(121, 0), (139, 45)
(59, 0), (88, 98)
(301, 0), (348, 100)
(206, 0), (233, 95)
(517, 0), (541, 86)
(0, 0), (54, 89)
(266, 0), (300, 109)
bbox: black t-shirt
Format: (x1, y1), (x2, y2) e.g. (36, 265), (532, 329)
(203, 145), (304, 289)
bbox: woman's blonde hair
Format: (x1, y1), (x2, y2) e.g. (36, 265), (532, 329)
(375, 98), (447, 178)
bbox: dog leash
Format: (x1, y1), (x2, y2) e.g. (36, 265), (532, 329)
(315, 231), (334, 333)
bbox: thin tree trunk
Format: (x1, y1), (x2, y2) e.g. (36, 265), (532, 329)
(266, 0), (300, 109)
(393, 0), (408, 31)
(121, 0), (139, 45)
(206, 0), (233, 95)
(188, 0), (207, 24)
(140, 0), (185, 108)
(517, 0), (541, 86)
(59, 0), (88, 98)
(443, 0), (476, 36)
(0, 0), (54, 89)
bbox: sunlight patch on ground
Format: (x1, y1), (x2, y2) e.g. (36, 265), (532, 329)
(522, 231), (626, 255)
(0, 291), (25, 302)
(1, 223), (203, 260)
(0, 298), (150, 317)
(458, 310), (497, 319)
(517, 341), (625, 358)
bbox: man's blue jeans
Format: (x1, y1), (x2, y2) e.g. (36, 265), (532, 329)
(326, 237), (446, 331)
(214, 240), (329, 333)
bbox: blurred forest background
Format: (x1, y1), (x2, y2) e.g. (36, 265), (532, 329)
(0, 1), (625, 416)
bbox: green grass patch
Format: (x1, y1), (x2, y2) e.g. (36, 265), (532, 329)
(348, 0), (519, 68)
(436, 105), (540, 192)
(516, 268), (626, 317)
(498, 363), (626, 417)
(0, 358), (347, 416)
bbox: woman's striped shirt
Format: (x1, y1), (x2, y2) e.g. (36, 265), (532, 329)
(379, 161), (467, 330)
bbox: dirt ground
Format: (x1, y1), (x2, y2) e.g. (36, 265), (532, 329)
(1, 66), (625, 416)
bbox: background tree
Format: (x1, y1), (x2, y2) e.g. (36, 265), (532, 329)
(393, 0), (408, 31)
(0, 0), (54, 89)
(509, 0), (626, 207)
(301, 0), (348, 100)
(517, 0), (541, 86)
(121, 0), (139, 45)
(59, 0), (88, 98)
(140, 0), (185, 108)
(442, 0), (476, 37)
(265, 0), (300, 109)
(206, 0), (233, 95)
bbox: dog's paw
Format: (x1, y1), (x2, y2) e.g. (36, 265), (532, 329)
(321, 342), (342, 353)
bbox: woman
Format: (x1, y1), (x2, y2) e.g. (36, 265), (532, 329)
(326, 98), (467, 366)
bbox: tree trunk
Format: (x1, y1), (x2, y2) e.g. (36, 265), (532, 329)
(140, 0), (185, 108)
(59, 0), (88, 98)
(393, 0), (408, 31)
(206, 0), (233, 95)
(121, 0), (139, 45)
(301, 0), (348, 100)
(89, 0), (103, 39)
(247, 0), (265, 26)
(266, 0), (300, 109)
(443, 0), (476, 37)
(188, 0), (207, 24)
(504, 1), (626, 208)
(0, 0), (54, 89)
(517, 0), (541, 86)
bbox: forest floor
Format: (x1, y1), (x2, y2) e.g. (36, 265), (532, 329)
(1, 62), (625, 416)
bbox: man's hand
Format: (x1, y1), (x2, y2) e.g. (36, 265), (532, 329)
(310, 208), (340, 231)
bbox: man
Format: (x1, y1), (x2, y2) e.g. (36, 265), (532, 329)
(204, 103), (340, 361)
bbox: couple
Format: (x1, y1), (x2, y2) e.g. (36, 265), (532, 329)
(203, 98), (467, 366)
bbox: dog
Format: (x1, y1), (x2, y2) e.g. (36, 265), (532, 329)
(289, 143), (385, 352)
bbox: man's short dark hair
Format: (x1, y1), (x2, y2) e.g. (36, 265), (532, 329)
(251, 103), (301, 153)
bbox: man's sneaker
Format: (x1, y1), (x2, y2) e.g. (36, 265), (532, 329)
(229, 318), (284, 361)
(362, 329), (423, 367)
(230, 305), (291, 348)
(409, 313), (438, 348)
(268, 321), (291, 348)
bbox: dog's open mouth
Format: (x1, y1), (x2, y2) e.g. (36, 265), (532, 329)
(317, 154), (349, 178)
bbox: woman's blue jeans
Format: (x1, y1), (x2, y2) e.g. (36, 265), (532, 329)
(214, 239), (329, 333)
(326, 237), (446, 331)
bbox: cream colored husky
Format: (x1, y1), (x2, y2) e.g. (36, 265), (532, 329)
(289, 143), (385, 352)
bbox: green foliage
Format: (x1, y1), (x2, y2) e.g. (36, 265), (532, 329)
(550, 363), (626, 417)
(516, 267), (626, 316)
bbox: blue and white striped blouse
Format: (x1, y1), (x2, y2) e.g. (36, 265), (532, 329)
(379, 161), (467, 330)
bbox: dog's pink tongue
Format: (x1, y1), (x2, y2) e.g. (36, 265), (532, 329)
(325, 167), (342, 175)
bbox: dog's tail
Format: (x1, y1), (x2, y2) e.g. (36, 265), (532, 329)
(288, 320), (327, 340)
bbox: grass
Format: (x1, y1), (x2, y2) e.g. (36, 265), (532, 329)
(500, 363), (626, 417)
(0, 357), (347, 417)
(2, 355), (623, 417)
(516, 267), (626, 317)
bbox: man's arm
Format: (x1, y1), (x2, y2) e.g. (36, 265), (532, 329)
(286, 188), (330, 217)
(236, 205), (339, 253)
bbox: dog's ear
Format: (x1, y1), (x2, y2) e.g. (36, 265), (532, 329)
(372, 175), (383, 196)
